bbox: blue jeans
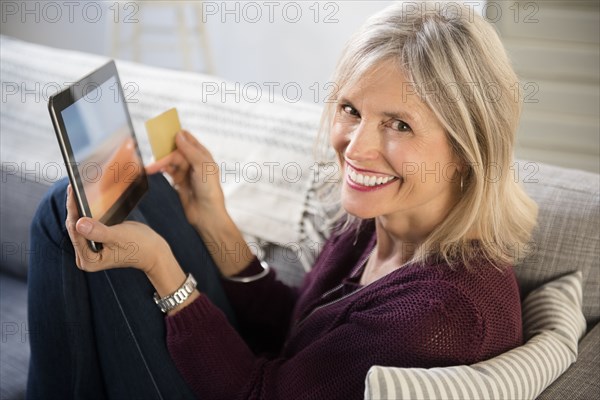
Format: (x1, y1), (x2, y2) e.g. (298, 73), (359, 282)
(27, 174), (237, 399)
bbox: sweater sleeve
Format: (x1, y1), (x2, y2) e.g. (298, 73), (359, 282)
(165, 279), (487, 400)
(219, 258), (299, 355)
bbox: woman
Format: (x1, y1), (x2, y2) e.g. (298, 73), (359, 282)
(27, 3), (537, 399)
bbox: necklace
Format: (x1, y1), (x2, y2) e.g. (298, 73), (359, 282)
(350, 245), (376, 281)
(359, 245), (413, 285)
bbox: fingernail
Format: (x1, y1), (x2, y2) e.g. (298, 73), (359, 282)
(178, 131), (187, 141)
(78, 220), (93, 234)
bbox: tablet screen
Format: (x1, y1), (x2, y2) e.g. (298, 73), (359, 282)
(60, 76), (142, 220)
(47, 61), (148, 232)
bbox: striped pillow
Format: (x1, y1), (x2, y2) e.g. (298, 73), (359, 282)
(364, 271), (586, 400)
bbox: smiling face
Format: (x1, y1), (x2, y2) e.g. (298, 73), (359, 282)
(331, 60), (462, 234)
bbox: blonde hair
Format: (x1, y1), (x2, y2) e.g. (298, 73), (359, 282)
(317, 1), (538, 268)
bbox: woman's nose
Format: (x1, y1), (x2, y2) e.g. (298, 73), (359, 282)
(344, 121), (380, 161)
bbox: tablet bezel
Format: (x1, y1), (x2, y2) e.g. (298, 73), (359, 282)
(48, 60), (148, 251)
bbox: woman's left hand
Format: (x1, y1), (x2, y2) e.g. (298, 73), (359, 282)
(65, 185), (170, 274)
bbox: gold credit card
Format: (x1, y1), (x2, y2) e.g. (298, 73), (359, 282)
(145, 108), (181, 161)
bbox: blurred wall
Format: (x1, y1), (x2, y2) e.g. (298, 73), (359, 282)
(0, 1), (396, 104)
(492, 0), (599, 173)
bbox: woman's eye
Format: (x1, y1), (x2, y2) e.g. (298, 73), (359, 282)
(341, 104), (359, 117)
(390, 120), (411, 132)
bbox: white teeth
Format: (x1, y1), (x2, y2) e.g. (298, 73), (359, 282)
(350, 169), (357, 181)
(347, 167), (396, 187)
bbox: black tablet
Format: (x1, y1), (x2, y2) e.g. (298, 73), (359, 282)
(48, 60), (148, 252)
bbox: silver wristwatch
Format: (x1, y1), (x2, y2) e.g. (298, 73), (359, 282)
(153, 273), (197, 313)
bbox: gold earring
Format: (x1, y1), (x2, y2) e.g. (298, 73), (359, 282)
(460, 175), (464, 193)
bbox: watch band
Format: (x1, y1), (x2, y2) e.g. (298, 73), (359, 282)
(153, 273), (197, 313)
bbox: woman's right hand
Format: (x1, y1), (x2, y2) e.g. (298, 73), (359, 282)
(146, 130), (255, 276)
(146, 130), (226, 230)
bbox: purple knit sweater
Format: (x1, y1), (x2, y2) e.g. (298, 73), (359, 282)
(166, 221), (522, 399)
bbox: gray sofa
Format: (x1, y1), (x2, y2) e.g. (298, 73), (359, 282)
(1, 35), (598, 399)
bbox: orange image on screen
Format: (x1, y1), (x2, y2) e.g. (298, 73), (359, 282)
(77, 126), (141, 221)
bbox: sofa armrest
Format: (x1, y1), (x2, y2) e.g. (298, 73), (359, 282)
(537, 321), (600, 399)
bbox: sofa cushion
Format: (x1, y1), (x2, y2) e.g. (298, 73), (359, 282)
(0, 273), (29, 400)
(364, 271), (586, 400)
(0, 172), (49, 279)
(537, 320), (600, 399)
(516, 161), (599, 326)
